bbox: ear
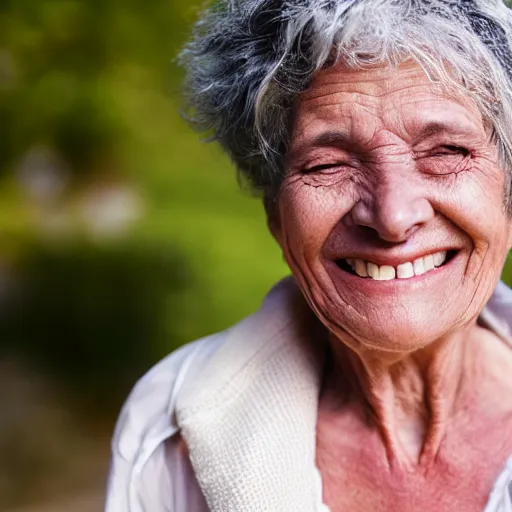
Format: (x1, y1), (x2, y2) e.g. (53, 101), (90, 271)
(506, 204), (512, 249)
(264, 194), (283, 245)
(267, 213), (282, 245)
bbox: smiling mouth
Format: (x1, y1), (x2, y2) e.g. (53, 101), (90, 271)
(336, 250), (457, 281)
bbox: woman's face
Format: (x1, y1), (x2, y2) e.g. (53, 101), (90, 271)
(272, 60), (512, 354)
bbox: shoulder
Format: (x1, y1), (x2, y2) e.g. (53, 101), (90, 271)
(105, 333), (225, 512)
(110, 277), (304, 459)
(111, 333), (225, 465)
(105, 277), (306, 510)
(481, 280), (512, 344)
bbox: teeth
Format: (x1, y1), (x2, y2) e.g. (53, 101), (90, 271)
(367, 262), (380, 280)
(343, 251), (449, 281)
(354, 259), (368, 277)
(424, 254), (435, 272)
(413, 258), (426, 276)
(378, 265), (396, 281)
(433, 251), (447, 267)
(397, 262), (414, 279)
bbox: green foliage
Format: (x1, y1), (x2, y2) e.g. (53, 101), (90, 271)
(0, 0), (286, 409)
(1, 238), (193, 411)
(1, 0), (511, 413)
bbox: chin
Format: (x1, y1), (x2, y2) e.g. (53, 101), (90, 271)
(323, 305), (454, 356)
(304, 268), (481, 357)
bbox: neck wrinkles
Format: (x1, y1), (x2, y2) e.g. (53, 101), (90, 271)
(323, 326), (474, 470)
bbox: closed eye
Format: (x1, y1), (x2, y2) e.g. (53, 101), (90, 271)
(417, 144), (472, 176)
(303, 162), (348, 174)
(431, 145), (470, 157)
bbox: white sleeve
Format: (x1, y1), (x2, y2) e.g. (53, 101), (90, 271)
(484, 456), (512, 512)
(104, 338), (213, 512)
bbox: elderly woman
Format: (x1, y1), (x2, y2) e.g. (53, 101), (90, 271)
(106, 0), (512, 510)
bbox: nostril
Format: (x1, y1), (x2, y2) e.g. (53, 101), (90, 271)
(351, 194), (434, 244)
(357, 224), (411, 245)
(375, 222), (420, 244)
(359, 225), (380, 239)
(351, 203), (417, 243)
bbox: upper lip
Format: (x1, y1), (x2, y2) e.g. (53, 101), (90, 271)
(332, 248), (459, 267)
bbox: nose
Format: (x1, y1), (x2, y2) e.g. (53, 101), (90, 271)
(350, 179), (434, 243)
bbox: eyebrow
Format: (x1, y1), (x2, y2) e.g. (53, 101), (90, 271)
(415, 120), (480, 140)
(287, 120), (482, 164)
(287, 130), (352, 165)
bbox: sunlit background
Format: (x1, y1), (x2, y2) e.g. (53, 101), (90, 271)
(1, 2), (512, 511)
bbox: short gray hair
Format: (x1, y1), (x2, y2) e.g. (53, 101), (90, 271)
(180, 0), (512, 199)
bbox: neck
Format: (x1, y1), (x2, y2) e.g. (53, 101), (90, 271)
(324, 326), (476, 469)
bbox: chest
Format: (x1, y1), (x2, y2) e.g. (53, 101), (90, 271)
(316, 407), (512, 512)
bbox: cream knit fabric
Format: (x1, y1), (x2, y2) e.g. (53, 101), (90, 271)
(175, 278), (326, 511)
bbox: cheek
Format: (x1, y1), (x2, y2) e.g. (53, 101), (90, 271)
(432, 162), (508, 246)
(429, 166), (510, 306)
(277, 178), (355, 259)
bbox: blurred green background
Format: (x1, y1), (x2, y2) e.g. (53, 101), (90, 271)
(0, 1), (287, 510)
(1, 1), (512, 511)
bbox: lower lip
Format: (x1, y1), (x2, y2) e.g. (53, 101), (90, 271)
(326, 252), (460, 293)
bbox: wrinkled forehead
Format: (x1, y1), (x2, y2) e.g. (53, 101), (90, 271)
(291, 59), (487, 144)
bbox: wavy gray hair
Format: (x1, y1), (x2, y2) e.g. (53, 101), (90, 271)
(180, 0), (512, 200)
